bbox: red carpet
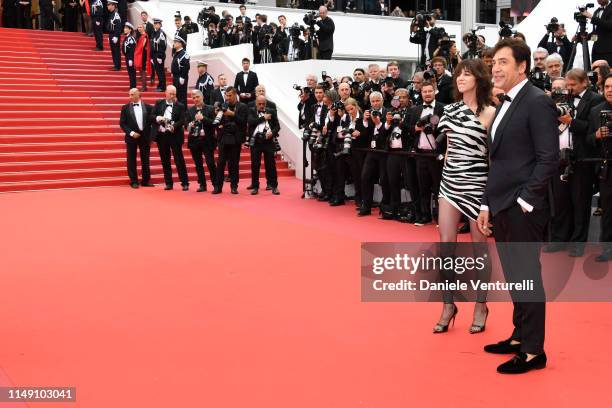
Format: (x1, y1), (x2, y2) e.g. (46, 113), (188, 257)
(0, 28), (293, 193)
(0, 179), (610, 407)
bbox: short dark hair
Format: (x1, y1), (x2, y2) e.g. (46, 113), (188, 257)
(353, 68), (365, 75)
(492, 38), (531, 75)
(224, 86), (236, 94)
(566, 68), (588, 83)
(605, 73), (612, 85)
(482, 48), (495, 59)
(431, 56), (447, 67)
(242, 57), (250, 63)
(421, 81), (436, 90)
(452, 59), (492, 115)
(279, 14), (286, 19)
(239, 4), (246, 8)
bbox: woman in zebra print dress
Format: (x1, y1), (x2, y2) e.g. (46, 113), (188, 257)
(433, 59), (497, 334)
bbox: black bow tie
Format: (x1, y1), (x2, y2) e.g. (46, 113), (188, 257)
(497, 93), (512, 103)
(166, 103), (173, 107)
(132, 103), (140, 106)
(423, 104), (433, 109)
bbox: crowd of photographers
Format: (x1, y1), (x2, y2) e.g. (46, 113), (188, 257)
(294, 1), (612, 259)
(198, 4), (335, 62)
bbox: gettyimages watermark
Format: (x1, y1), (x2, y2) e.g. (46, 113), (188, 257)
(361, 242), (612, 302)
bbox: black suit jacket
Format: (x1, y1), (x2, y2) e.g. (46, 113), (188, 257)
(537, 33), (572, 67)
(234, 71), (259, 103)
(568, 89), (604, 159)
(587, 101), (612, 154)
(247, 107), (281, 142)
(120, 102), (152, 144)
(150, 99), (186, 144)
(436, 74), (453, 104)
(306, 101), (328, 129)
(211, 87), (227, 105)
(316, 17), (335, 53)
(217, 102), (249, 145)
(483, 82), (559, 215)
(592, 3), (612, 54)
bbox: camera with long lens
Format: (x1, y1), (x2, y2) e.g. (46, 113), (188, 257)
(423, 69), (437, 81)
(293, 84), (312, 94)
(416, 114), (440, 136)
(303, 11), (319, 27)
(551, 89), (574, 116)
(248, 131), (267, 147)
(530, 67), (551, 92)
(334, 128), (353, 157)
(546, 17), (560, 33)
(413, 10), (433, 29)
(498, 21), (516, 38)
(330, 100), (345, 112)
(465, 26), (484, 59)
(588, 71), (599, 92)
(212, 101), (228, 125)
(574, 4), (594, 25)
(289, 23), (302, 38)
(601, 110), (612, 133)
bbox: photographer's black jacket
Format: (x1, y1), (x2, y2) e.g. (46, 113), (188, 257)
(407, 102), (446, 152)
(186, 104), (216, 140)
(280, 36), (306, 61)
(364, 107), (388, 151)
(569, 89), (604, 159)
(120, 102), (153, 144)
(336, 113), (369, 151)
(410, 27), (444, 61)
(592, 2), (612, 54)
(305, 101), (328, 129)
(216, 102), (249, 145)
(537, 33), (571, 67)
(382, 108), (414, 151)
(588, 101), (612, 157)
(316, 17), (335, 53)
(247, 107), (281, 141)
(151, 99), (186, 144)
(436, 74), (453, 104)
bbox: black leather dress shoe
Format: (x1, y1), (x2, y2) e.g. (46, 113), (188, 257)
(164, 184), (173, 191)
(212, 188), (222, 194)
(197, 185), (206, 192)
(317, 194), (330, 202)
(484, 338), (521, 354)
(596, 249), (612, 262)
(182, 184), (189, 191)
(357, 208), (371, 216)
(329, 200), (345, 206)
(272, 187), (280, 195)
(130, 182), (139, 189)
(251, 188), (259, 195)
(140, 183), (155, 187)
(231, 187), (238, 194)
(266, 185), (273, 191)
(246, 185), (254, 190)
(497, 352), (547, 374)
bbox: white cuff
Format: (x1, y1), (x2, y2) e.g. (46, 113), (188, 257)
(130, 131), (135, 137)
(517, 197), (534, 213)
(480, 205), (489, 212)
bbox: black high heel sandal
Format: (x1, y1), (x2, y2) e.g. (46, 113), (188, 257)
(433, 304), (458, 333)
(469, 303), (489, 334)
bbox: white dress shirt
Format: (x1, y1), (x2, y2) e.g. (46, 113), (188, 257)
(133, 102), (143, 131)
(418, 101), (436, 150)
(314, 102), (323, 124)
(243, 71), (249, 86)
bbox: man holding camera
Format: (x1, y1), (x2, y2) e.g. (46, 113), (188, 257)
(589, 73), (612, 261)
(171, 37), (190, 108)
(212, 87), (249, 195)
(410, 12), (443, 67)
(538, 20), (571, 68)
(429, 57), (453, 104)
(152, 86), (189, 191)
(247, 96), (281, 195)
(306, 86), (332, 200)
(186, 89), (217, 193)
(297, 75), (318, 129)
(546, 70), (604, 256)
(582, 0), (612, 67)
(234, 58), (259, 105)
(281, 24), (306, 62)
(314, 6), (335, 60)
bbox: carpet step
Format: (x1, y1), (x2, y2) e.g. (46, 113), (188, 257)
(0, 111), (106, 119)
(0, 133), (121, 143)
(0, 124), (119, 135)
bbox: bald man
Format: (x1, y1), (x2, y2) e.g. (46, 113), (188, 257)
(119, 88), (154, 188)
(247, 95), (280, 195)
(315, 6), (335, 60)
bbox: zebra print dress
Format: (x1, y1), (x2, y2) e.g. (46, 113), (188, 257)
(437, 101), (489, 221)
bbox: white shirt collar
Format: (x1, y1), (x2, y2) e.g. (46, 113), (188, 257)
(507, 78), (529, 100)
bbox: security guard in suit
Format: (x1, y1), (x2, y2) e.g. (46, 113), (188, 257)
(171, 37), (190, 108)
(107, 0), (122, 71)
(151, 18), (168, 91)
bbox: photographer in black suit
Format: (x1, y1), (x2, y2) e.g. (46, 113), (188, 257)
(582, 0), (612, 67)
(314, 6), (335, 60)
(247, 96), (281, 195)
(546, 70), (604, 256)
(477, 39), (559, 374)
(588, 73), (612, 261)
(537, 23), (572, 68)
(410, 12), (444, 66)
(430, 57), (453, 104)
(152, 86), (190, 191)
(186, 89), (217, 192)
(234, 58), (259, 104)
(212, 87), (249, 194)
(119, 89), (154, 188)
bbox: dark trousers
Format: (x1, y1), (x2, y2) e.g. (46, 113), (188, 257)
(550, 162), (595, 245)
(118, 0), (127, 25)
(16, 4), (31, 29)
(312, 148), (332, 195)
(157, 140), (189, 186)
(173, 77), (188, 107)
(333, 150), (364, 202)
(318, 49), (333, 60)
(251, 142), (278, 188)
(154, 58), (166, 89)
(416, 155), (443, 217)
(599, 163), (612, 245)
(189, 140), (216, 187)
(215, 143), (241, 189)
(64, 5), (78, 32)
(361, 152), (389, 210)
(110, 37), (121, 69)
(41, 8), (61, 30)
(127, 63), (137, 89)
(92, 17), (103, 49)
(126, 141), (151, 184)
(493, 203), (549, 355)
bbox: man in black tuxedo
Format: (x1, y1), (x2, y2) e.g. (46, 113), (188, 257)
(212, 87), (249, 194)
(186, 89), (217, 192)
(119, 88), (154, 188)
(409, 14), (444, 67)
(151, 86), (190, 191)
(211, 74), (229, 105)
(234, 58), (259, 105)
(306, 86), (331, 200)
(546, 71), (604, 256)
(315, 6), (335, 60)
(408, 82), (446, 225)
(430, 57), (453, 104)
(537, 25), (572, 68)
(477, 39), (559, 374)
(247, 96), (281, 195)
(582, 0), (612, 67)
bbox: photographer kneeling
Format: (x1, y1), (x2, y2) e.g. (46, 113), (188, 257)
(546, 71), (604, 256)
(247, 96), (281, 195)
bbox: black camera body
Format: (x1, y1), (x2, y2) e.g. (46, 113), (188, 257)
(601, 110), (612, 132)
(498, 21), (516, 38)
(530, 67), (551, 92)
(334, 128), (353, 157)
(417, 114), (440, 136)
(552, 88), (574, 117)
(303, 11), (319, 27)
(575, 3), (594, 24)
(331, 100), (345, 112)
(248, 131), (267, 147)
(546, 17), (560, 33)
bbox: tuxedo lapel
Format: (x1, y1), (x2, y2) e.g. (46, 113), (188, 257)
(129, 104), (137, 127)
(576, 91), (590, 118)
(490, 83), (531, 155)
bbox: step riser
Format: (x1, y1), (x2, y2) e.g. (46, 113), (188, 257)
(0, 150), (259, 162)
